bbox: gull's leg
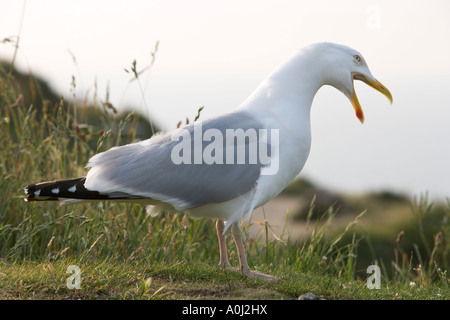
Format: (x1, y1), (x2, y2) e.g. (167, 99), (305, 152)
(230, 222), (251, 275)
(231, 221), (278, 282)
(216, 219), (236, 270)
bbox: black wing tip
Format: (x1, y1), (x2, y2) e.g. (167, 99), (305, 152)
(24, 184), (59, 202)
(23, 177), (145, 202)
(23, 178), (87, 202)
(23, 184), (36, 201)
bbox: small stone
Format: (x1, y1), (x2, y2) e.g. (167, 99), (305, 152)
(298, 292), (326, 300)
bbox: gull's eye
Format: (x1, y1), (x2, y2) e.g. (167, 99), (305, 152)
(353, 55), (362, 64)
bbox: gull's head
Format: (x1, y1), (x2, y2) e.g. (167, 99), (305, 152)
(314, 42), (393, 123)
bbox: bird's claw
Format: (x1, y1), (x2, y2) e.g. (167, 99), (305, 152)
(218, 261), (239, 272)
(220, 263), (278, 282)
(243, 269), (278, 282)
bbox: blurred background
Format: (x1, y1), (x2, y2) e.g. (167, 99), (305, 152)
(1, 0), (449, 200)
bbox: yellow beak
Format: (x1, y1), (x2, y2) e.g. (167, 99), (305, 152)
(349, 72), (393, 124)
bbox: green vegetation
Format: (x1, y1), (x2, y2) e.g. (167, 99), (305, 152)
(0, 57), (448, 300)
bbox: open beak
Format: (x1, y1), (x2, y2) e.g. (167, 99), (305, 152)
(349, 72), (393, 124)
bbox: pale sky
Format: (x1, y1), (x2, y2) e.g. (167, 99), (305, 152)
(1, 0), (450, 199)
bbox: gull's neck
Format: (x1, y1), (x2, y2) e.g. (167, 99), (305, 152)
(237, 48), (325, 136)
(233, 48), (328, 209)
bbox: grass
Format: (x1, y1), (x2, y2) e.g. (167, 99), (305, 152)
(0, 257), (446, 300)
(0, 51), (449, 300)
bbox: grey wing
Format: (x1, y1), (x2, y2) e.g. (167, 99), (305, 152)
(84, 111), (266, 210)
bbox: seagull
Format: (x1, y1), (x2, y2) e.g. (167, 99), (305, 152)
(24, 42), (392, 281)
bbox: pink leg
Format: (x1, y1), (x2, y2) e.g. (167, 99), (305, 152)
(231, 222), (278, 282)
(216, 219), (235, 270)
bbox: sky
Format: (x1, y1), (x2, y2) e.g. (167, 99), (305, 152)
(1, 0), (450, 200)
